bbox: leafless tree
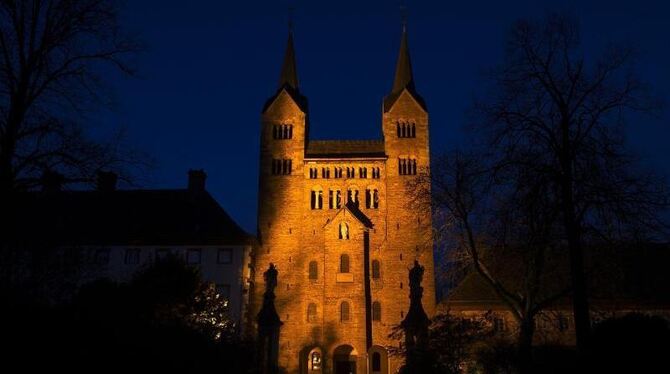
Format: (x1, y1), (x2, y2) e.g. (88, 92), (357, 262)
(410, 151), (572, 373)
(472, 13), (668, 356)
(0, 0), (144, 194)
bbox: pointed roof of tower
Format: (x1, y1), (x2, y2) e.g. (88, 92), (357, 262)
(262, 28), (308, 113)
(278, 31), (299, 90)
(383, 24), (426, 112)
(392, 25), (414, 93)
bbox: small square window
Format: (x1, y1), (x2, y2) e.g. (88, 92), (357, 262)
(217, 248), (233, 264)
(155, 248), (170, 261)
(186, 248), (201, 264)
(216, 284), (231, 299)
(124, 248), (140, 265)
(95, 248), (110, 265)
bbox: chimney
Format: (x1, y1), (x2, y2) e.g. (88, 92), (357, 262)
(188, 169), (207, 191)
(41, 170), (64, 193)
(96, 171), (118, 191)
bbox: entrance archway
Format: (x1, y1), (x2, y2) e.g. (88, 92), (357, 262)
(300, 346), (324, 374)
(368, 346), (389, 374)
(333, 344), (357, 374)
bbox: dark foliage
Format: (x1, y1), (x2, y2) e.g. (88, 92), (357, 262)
(585, 313), (670, 373)
(1, 256), (254, 374)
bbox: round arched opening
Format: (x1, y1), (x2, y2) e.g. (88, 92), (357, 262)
(368, 345), (388, 374)
(333, 344), (357, 374)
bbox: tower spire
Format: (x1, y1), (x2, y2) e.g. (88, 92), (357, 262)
(278, 13), (299, 91)
(391, 20), (414, 94)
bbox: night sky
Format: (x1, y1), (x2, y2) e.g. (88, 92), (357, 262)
(99, 0), (669, 233)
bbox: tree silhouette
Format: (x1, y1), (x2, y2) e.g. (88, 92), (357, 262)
(0, 0), (144, 194)
(471, 12), (667, 356)
(409, 150), (572, 373)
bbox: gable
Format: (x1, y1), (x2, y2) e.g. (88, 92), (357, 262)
(262, 85), (308, 115)
(323, 204), (373, 231)
(383, 88), (427, 114)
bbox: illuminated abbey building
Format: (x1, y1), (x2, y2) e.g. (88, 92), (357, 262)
(250, 23), (436, 374)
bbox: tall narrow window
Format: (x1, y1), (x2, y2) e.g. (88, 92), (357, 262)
(340, 254), (350, 273)
(307, 303), (317, 323)
(347, 188), (359, 206)
(339, 223), (349, 240)
(272, 159), (292, 175)
(371, 260), (381, 279)
(398, 158), (417, 175)
(311, 189), (323, 210)
(340, 301), (350, 322)
(335, 190), (342, 208)
(359, 167), (367, 178)
(371, 167), (380, 179)
(322, 167), (330, 179)
(373, 189), (379, 209)
(329, 190), (334, 209)
(308, 261), (318, 280)
(372, 301), (381, 321)
(273, 124), (293, 139)
(372, 352), (381, 371)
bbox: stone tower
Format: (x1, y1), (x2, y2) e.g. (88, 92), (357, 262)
(252, 24), (435, 374)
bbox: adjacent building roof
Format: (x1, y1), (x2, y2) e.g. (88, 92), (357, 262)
(305, 139), (386, 159)
(8, 188), (254, 247)
(443, 244), (670, 310)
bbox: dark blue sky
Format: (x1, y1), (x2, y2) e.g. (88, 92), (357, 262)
(100, 0), (669, 233)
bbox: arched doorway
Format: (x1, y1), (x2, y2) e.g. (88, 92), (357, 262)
(301, 347), (323, 374)
(333, 344), (357, 374)
(368, 346), (389, 374)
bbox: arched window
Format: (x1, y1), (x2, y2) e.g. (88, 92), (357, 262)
(396, 122), (401, 137)
(340, 301), (350, 322)
(371, 260), (380, 279)
(307, 303), (317, 323)
(340, 254), (350, 273)
(411, 123), (416, 138)
(308, 261), (318, 280)
(310, 350), (322, 370)
(372, 352), (381, 371)
(311, 188), (323, 210)
(339, 222), (349, 240)
(372, 301), (381, 321)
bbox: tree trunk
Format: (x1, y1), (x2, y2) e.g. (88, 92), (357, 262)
(559, 118), (591, 357)
(517, 315), (535, 374)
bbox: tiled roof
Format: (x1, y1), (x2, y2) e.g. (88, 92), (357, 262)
(305, 139), (386, 158)
(7, 189), (255, 247)
(443, 244), (670, 309)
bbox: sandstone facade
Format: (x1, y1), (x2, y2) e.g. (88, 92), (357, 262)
(250, 27), (436, 374)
